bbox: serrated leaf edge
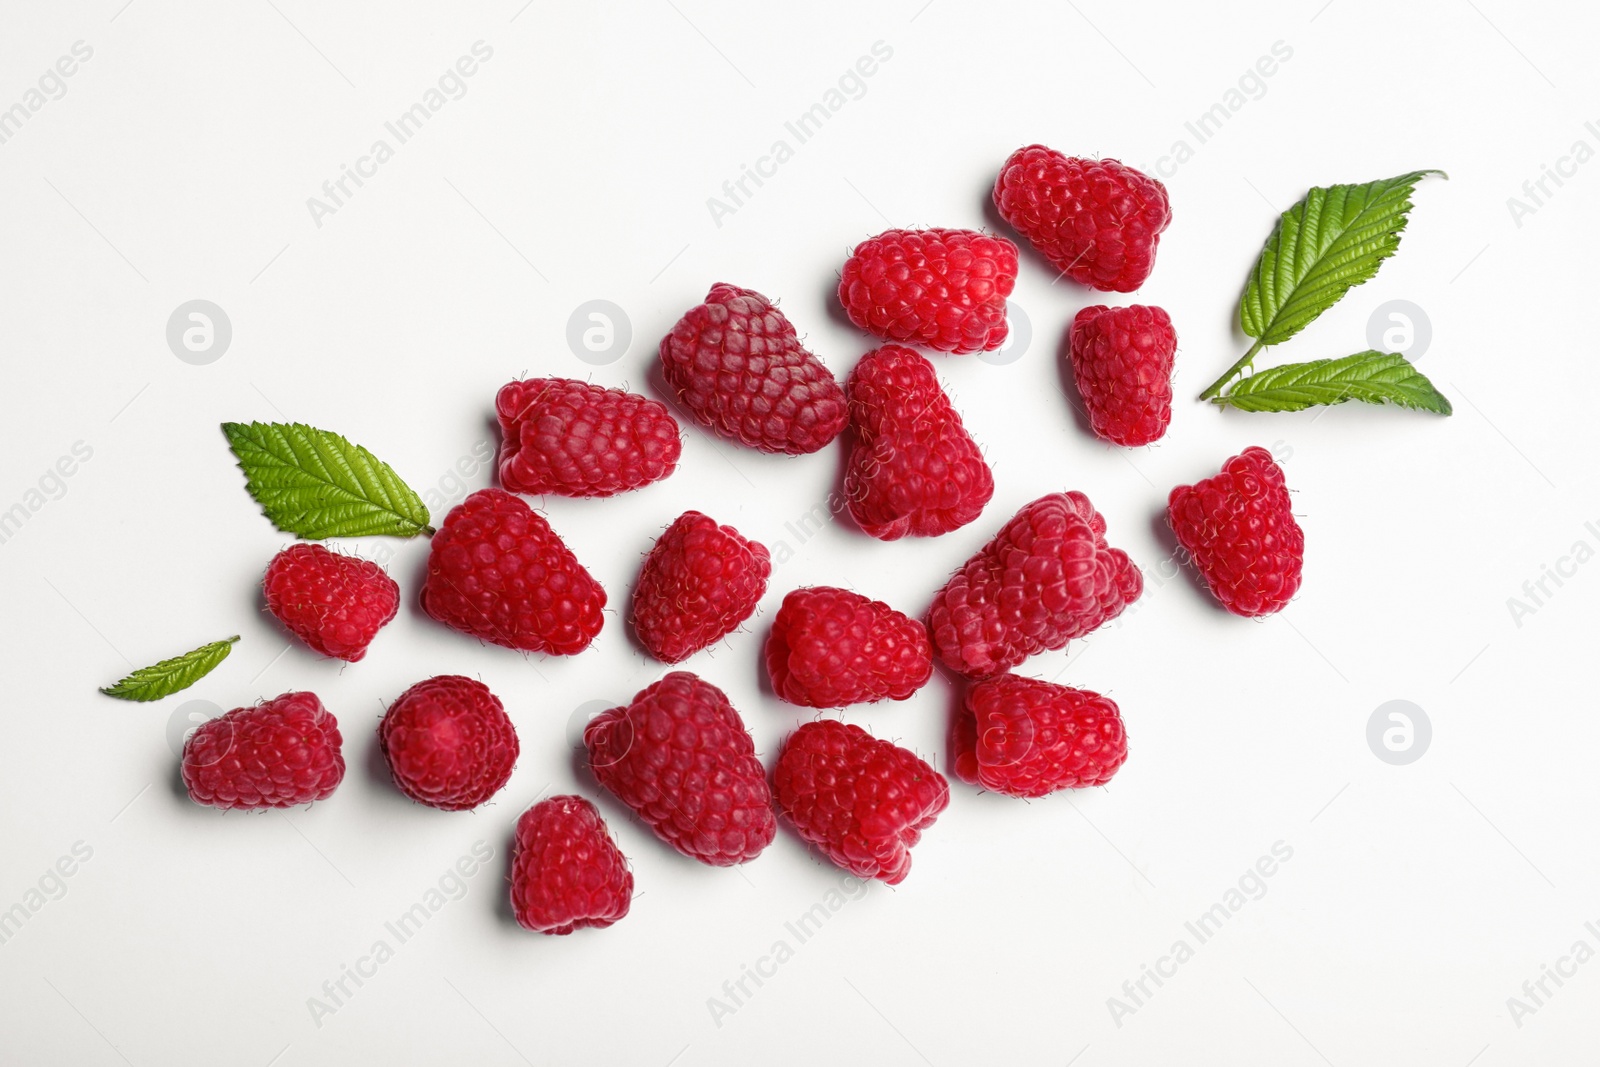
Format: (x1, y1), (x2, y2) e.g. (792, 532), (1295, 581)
(1239, 169), (1446, 347)
(1214, 351), (1453, 415)
(222, 421), (433, 540)
(99, 635), (240, 702)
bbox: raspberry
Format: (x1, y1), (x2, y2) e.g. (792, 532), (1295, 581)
(495, 377), (681, 498)
(1068, 305), (1177, 447)
(1168, 446), (1303, 617)
(262, 543), (399, 662)
(511, 795), (633, 935)
(632, 511), (771, 663)
(993, 146), (1171, 292)
(765, 587), (932, 708)
(378, 676), (519, 811)
(773, 720), (948, 885)
(584, 672), (775, 866)
(421, 488), (605, 655)
(659, 283), (847, 454)
(953, 676), (1128, 797)
(928, 492), (1142, 678)
(181, 691), (344, 810)
(845, 345), (994, 539)
(837, 229), (1018, 354)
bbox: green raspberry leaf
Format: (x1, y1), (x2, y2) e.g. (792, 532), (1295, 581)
(100, 636), (239, 702)
(222, 422), (433, 539)
(1240, 170), (1446, 347)
(1214, 351), (1453, 415)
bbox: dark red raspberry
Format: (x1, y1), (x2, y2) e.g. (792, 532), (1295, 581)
(953, 676), (1128, 797)
(765, 587), (932, 708)
(773, 720), (948, 885)
(262, 543), (399, 662)
(1068, 305), (1177, 446)
(495, 377), (681, 498)
(420, 488), (605, 655)
(182, 691), (345, 810)
(1168, 446), (1303, 617)
(511, 795), (633, 935)
(659, 283), (847, 454)
(378, 675), (519, 811)
(838, 229), (1018, 354)
(845, 345), (994, 539)
(632, 511), (771, 663)
(928, 492), (1142, 678)
(994, 146), (1171, 292)
(584, 672), (775, 866)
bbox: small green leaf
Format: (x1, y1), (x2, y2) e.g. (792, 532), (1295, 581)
(1214, 351), (1452, 415)
(1240, 169), (1445, 347)
(100, 636), (239, 702)
(222, 422), (433, 539)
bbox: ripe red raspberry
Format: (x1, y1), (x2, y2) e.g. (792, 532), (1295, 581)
(659, 283), (847, 454)
(1168, 446), (1303, 617)
(1068, 305), (1177, 446)
(495, 377), (681, 498)
(994, 146), (1171, 292)
(928, 492), (1142, 678)
(421, 488), (605, 655)
(838, 229), (1018, 354)
(765, 587), (932, 708)
(511, 795), (633, 935)
(773, 720), (948, 885)
(953, 676), (1128, 797)
(584, 672), (775, 866)
(378, 675), (520, 811)
(182, 691), (345, 810)
(262, 543), (399, 662)
(845, 345), (994, 539)
(632, 511), (771, 663)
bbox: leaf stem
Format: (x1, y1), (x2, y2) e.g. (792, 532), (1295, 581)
(1200, 340), (1264, 401)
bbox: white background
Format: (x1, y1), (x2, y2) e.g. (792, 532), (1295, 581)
(1, 1), (1597, 1064)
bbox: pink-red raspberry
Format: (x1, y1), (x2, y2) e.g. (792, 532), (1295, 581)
(584, 672), (775, 866)
(953, 676), (1128, 797)
(845, 344), (994, 539)
(1068, 305), (1177, 446)
(182, 691), (345, 810)
(262, 543), (399, 662)
(632, 511), (771, 663)
(994, 146), (1171, 293)
(838, 229), (1018, 354)
(495, 377), (681, 498)
(421, 488), (605, 655)
(659, 283), (847, 454)
(378, 675), (519, 811)
(511, 795), (633, 935)
(928, 492), (1142, 678)
(773, 720), (948, 885)
(765, 587), (932, 708)
(1168, 446), (1303, 617)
